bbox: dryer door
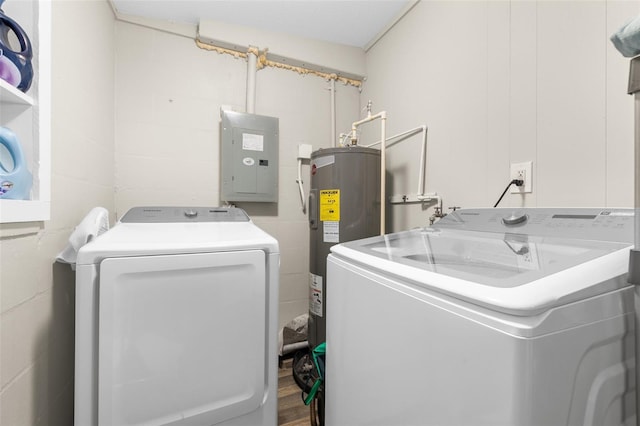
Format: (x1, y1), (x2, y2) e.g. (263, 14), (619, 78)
(98, 250), (266, 426)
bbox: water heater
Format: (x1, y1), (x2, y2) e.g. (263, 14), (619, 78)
(308, 146), (381, 349)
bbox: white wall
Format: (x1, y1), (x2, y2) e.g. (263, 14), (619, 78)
(0, 1), (115, 424)
(114, 20), (361, 328)
(363, 0), (639, 232)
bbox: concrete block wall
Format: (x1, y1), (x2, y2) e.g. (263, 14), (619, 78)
(0, 1), (115, 425)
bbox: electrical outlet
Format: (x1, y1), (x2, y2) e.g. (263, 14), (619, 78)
(510, 161), (532, 193)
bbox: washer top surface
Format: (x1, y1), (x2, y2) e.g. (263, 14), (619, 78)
(76, 206), (278, 265)
(331, 208), (634, 315)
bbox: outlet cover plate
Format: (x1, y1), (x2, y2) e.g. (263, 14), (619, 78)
(510, 161), (532, 193)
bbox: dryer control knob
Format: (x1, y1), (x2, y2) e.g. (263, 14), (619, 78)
(502, 212), (528, 226)
(184, 209), (198, 218)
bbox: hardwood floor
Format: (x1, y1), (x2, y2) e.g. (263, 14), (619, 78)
(278, 358), (312, 426)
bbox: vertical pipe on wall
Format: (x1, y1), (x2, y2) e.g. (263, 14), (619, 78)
(350, 109), (387, 234)
(380, 113), (386, 235)
(417, 125), (427, 196)
(246, 47), (257, 114)
(330, 78), (336, 146)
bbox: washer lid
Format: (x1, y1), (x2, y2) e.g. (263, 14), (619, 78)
(331, 227), (632, 315)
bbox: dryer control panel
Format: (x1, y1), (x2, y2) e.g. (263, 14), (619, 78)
(120, 206), (250, 223)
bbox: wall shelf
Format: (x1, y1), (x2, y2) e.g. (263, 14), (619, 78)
(0, 0), (51, 223)
(0, 79), (35, 106)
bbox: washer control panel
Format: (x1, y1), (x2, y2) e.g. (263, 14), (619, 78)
(120, 206), (250, 223)
(435, 208), (634, 243)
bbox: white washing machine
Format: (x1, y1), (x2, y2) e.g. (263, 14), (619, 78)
(74, 207), (279, 426)
(325, 208), (636, 426)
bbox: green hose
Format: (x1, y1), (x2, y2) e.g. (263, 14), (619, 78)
(303, 342), (326, 406)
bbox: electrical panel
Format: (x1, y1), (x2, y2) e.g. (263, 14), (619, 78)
(221, 110), (279, 203)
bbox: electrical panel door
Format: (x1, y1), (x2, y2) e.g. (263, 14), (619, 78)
(221, 110), (278, 202)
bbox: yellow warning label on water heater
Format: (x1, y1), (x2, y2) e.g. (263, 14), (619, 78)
(320, 189), (340, 221)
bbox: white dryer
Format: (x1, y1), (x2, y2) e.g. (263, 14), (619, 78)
(326, 208), (635, 426)
(74, 207), (279, 426)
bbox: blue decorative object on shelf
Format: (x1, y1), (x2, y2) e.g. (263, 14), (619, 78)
(0, 126), (32, 200)
(0, 0), (33, 92)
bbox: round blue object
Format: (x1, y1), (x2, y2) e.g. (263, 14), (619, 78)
(0, 126), (32, 200)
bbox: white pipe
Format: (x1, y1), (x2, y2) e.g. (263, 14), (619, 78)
(351, 110), (387, 234)
(418, 125), (428, 196)
(417, 193), (440, 205)
(246, 48), (257, 114)
(364, 126), (423, 148)
(352, 111), (385, 130)
(297, 158), (306, 213)
(351, 111), (385, 146)
(365, 124), (429, 199)
(330, 79), (336, 147)
(380, 113), (387, 235)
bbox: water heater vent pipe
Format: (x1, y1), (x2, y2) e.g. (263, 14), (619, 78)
(351, 108), (387, 235)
